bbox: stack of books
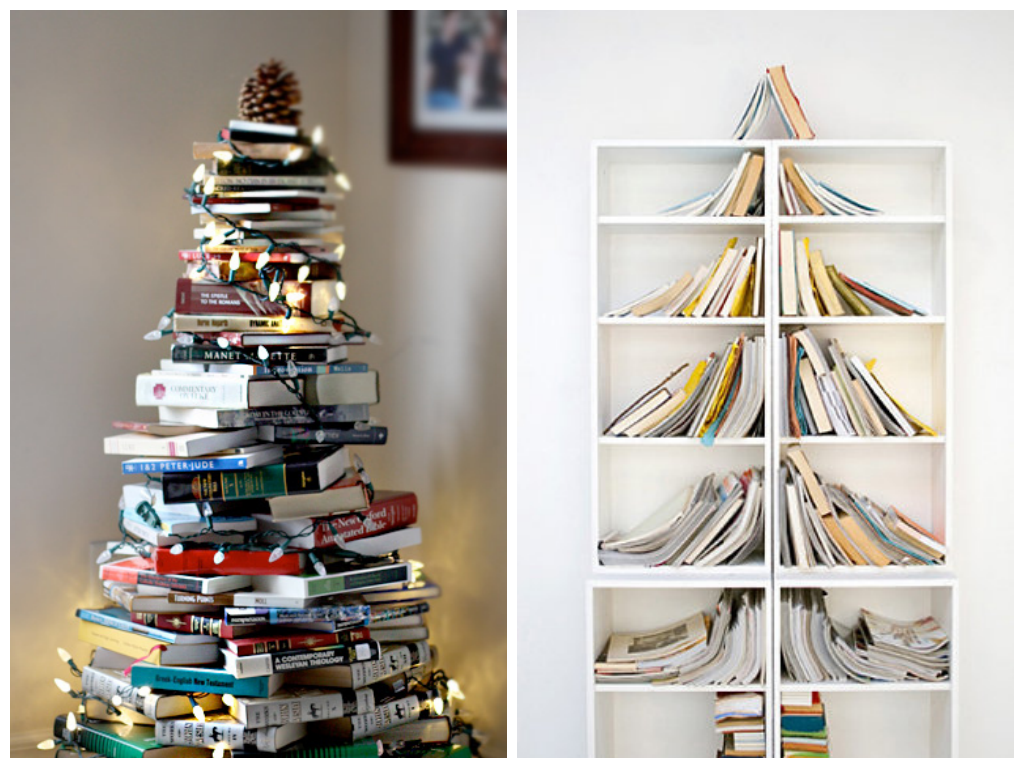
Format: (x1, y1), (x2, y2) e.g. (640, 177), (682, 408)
(732, 65), (815, 141)
(780, 328), (936, 438)
(658, 151), (764, 217)
(598, 468), (764, 568)
(605, 237), (765, 319)
(715, 691), (766, 758)
(779, 447), (945, 568)
(779, 158), (880, 216)
(605, 335), (765, 441)
(594, 590), (763, 686)
(779, 232), (925, 317)
(781, 589), (950, 683)
(780, 691), (829, 758)
(44, 72), (475, 760)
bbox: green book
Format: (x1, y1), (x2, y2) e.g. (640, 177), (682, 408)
(826, 264), (871, 316)
(230, 737), (381, 758)
(51, 717), (209, 758)
(422, 744), (472, 758)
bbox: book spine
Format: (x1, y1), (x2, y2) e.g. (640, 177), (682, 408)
(175, 277), (332, 317)
(151, 547), (304, 576)
(130, 665), (274, 697)
(254, 362), (365, 376)
(369, 601), (430, 624)
(136, 570), (220, 594)
(310, 495), (418, 547)
(230, 627), (370, 655)
(261, 425), (388, 445)
(223, 604), (371, 627)
(350, 641), (430, 689)
(349, 693), (426, 738)
(298, 563), (412, 599)
(76, 608), (178, 644)
(211, 175), (327, 187)
(155, 719), (297, 751)
(136, 372), (249, 409)
(236, 688), (370, 728)
(248, 404), (371, 426)
(173, 313), (338, 334)
(122, 455), (256, 474)
(179, 250), (332, 265)
(53, 718), (144, 758)
(81, 666), (148, 713)
(230, 642), (379, 678)
(161, 465), (289, 503)
(172, 344), (343, 365)
(132, 612), (227, 638)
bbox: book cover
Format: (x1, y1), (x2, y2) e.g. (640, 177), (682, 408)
(251, 561), (412, 599)
(130, 663), (285, 697)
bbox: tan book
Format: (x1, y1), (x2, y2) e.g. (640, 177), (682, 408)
(820, 514), (869, 566)
(795, 238), (821, 316)
(808, 250), (845, 315)
(830, 369), (868, 437)
(782, 158), (825, 216)
(850, 378), (885, 436)
(727, 153), (764, 216)
(631, 273), (694, 316)
(785, 447), (832, 519)
(798, 359), (832, 434)
(780, 230), (799, 315)
(622, 386), (691, 437)
(767, 66), (816, 139)
(836, 513), (892, 566)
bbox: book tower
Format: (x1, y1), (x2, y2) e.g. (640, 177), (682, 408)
(42, 61), (477, 759)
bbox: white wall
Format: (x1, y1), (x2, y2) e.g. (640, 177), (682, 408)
(10, 10), (506, 757)
(517, 10), (1012, 757)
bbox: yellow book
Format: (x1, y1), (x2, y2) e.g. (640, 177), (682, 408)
(808, 250), (845, 315)
(683, 238), (737, 316)
(77, 620), (220, 666)
(728, 264), (753, 317)
(683, 360), (709, 397)
(697, 339), (741, 436)
(865, 361), (939, 437)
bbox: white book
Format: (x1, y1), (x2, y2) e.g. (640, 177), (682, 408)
(706, 153), (751, 217)
(713, 246), (754, 317)
(751, 237), (764, 317)
(795, 237), (821, 316)
(229, 686), (377, 727)
(154, 714), (305, 752)
(103, 427), (257, 458)
(666, 264), (710, 316)
(136, 371), (300, 409)
(780, 230), (798, 315)
(223, 640), (379, 679)
(692, 248), (739, 317)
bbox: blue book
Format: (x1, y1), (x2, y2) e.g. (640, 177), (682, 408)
(121, 445), (283, 475)
(254, 362), (368, 376)
(130, 663), (284, 697)
(781, 714), (826, 732)
(75, 607), (213, 646)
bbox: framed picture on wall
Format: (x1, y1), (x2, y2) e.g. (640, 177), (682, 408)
(389, 10), (507, 168)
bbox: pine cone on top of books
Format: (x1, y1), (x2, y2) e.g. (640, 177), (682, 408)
(238, 59), (302, 126)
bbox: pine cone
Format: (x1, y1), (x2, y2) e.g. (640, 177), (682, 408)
(238, 59), (302, 126)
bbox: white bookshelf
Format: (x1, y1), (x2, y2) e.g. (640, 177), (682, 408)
(587, 140), (955, 758)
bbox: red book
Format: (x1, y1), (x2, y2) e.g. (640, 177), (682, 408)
(99, 556), (155, 585)
(270, 491), (418, 549)
(225, 627), (371, 656)
(151, 547), (305, 576)
(175, 277), (332, 317)
(179, 250), (334, 264)
(131, 611), (256, 639)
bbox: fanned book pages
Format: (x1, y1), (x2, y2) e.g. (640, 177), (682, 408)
(732, 65), (815, 140)
(779, 447), (945, 569)
(594, 590), (764, 686)
(779, 157), (882, 216)
(599, 468), (764, 568)
(658, 152), (765, 217)
(780, 589), (950, 683)
(604, 335), (765, 442)
(605, 238), (765, 319)
(715, 691), (766, 758)
(780, 329), (937, 438)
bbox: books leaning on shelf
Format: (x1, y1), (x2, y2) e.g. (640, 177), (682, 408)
(598, 468), (763, 567)
(605, 237), (765, 319)
(780, 589), (950, 683)
(732, 65), (815, 140)
(594, 590), (763, 686)
(715, 691), (766, 758)
(779, 158), (881, 216)
(658, 151), (764, 217)
(604, 334), (764, 441)
(780, 329), (937, 438)
(780, 691), (830, 758)
(779, 447), (945, 568)
(778, 232), (927, 317)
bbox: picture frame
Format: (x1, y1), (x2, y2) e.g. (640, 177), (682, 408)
(389, 10), (507, 169)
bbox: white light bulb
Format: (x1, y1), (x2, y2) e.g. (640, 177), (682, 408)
(315, 429), (326, 444)
(269, 282), (281, 301)
(334, 243), (346, 261)
(229, 252), (241, 271)
(222, 694), (236, 708)
(314, 561), (327, 577)
(54, 678), (72, 693)
(286, 147), (304, 163)
(312, 126), (324, 145)
(269, 547), (285, 563)
(193, 164), (206, 183)
(170, 544), (184, 555)
(328, 297), (341, 313)
(203, 176), (216, 195)
(202, 502), (213, 517)
(96, 550), (112, 564)
(143, 330), (162, 341)
(111, 694), (123, 707)
(335, 281), (347, 301)
(447, 679), (464, 699)
(157, 315), (171, 330)
(212, 742), (227, 759)
(204, 222), (218, 239)
(255, 252), (271, 271)
(193, 704), (206, 722)
(212, 150), (232, 163)
(217, 337), (230, 349)
(334, 173), (351, 191)
(138, 686), (152, 697)
(66, 712), (77, 732)
(37, 739), (56, 751)
(213, 550), (226, 565)
(368, 332), (383, 346)
(297, 265), (311, 282)
(285, 361), (298, 378)
(57, 647), (72, 663)
(432, 696), (445, 716)
(257, 345), (270, 361)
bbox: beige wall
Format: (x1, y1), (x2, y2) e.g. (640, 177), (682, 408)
(10, 10), (506, 756)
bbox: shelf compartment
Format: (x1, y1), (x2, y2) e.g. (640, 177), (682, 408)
(595, 227), (768, 317)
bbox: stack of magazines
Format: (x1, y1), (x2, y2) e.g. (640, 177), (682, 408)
(715, 691), (765, 758)
(781, 589), (950, 683)
(595, 590), (763, 686)
(599, 468), (763, 568)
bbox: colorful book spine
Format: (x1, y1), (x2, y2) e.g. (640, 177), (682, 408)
(227, 627), (371, 656)
(170, 344), (350, 365)
(251, 562), (412, 599)
(130, 664), (282, 697)
(150, 547), (305, 576)
(175, 277), (334, 317)
(225, 641), (381, 678)
(153, 718), (305, 751)
(223, 604), (372, 628)
(258, 425), (388, 445)
(121, 455), (268, 474)
(158, 403), (371, 428)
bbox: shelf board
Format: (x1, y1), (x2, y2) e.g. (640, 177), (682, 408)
(594, 683), (767, 695)
(777, 315), (944, 327)
(598, 316), (766, 327)
(779, 680), (951, 694)
(599, 437), (766, 448)
(591, 565), (771, 586)
(777, 567), (955, 588)
(779, 436), (945, 446)
(597, 216), (767, 233)
(778, 215), (944, 233)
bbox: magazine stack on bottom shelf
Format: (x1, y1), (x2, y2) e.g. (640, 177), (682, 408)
(41, 61), (476, 759)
